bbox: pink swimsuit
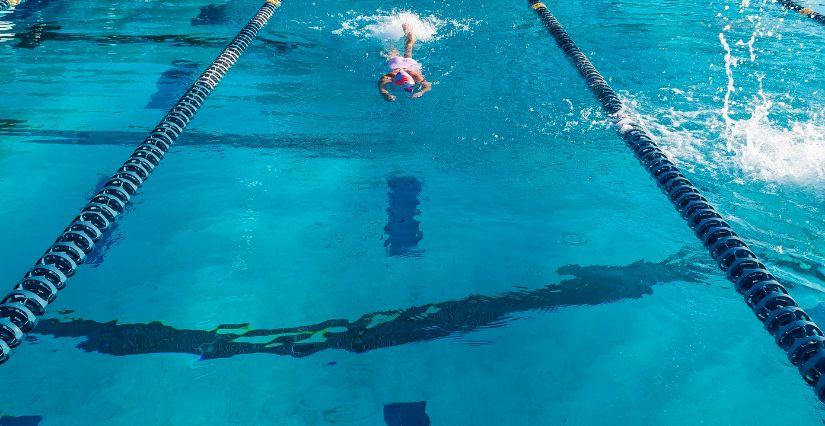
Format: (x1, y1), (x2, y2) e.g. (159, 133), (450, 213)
(386, 56), (421, 72)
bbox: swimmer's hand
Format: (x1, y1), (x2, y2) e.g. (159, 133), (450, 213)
(411, 80), (431, 99)
(384, 93), (397, 101)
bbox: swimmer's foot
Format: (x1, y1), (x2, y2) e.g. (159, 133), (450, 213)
(402, 23), (412, 36)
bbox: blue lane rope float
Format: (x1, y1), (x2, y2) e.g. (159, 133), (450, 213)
(0, 0), (282, 365)
(776, 0), (825, 24)
(528, 0), (825, 402)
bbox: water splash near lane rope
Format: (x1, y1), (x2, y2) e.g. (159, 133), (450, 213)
(528, 0), (825, 402)
(717, 6), (825, 185)
(619, 3), (824, 188)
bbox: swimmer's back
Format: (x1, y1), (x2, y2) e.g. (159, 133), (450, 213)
(387, 56), (421, 72)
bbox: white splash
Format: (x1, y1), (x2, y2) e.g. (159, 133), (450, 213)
(600, 0), (825, 188)
(333, 10), (473, 43)
(716, 11), (825, 185)
(723, 91), (825, 183)
(719, 32), (737, 129)
(0, 19), (13, 43)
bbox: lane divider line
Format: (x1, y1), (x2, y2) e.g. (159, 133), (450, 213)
(777, 0), (825, 24)
(0, 0), (283, 366)
(528, 0), (825, 402)
(0, 0), (22, 11)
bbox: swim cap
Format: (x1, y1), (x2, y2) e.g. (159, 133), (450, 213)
(392, 70), (416, 92)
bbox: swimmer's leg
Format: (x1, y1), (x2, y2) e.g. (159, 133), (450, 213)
(403, 23), (415, 58)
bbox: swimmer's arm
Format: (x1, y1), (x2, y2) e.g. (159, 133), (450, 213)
(378, 74), (395, 101)
(410, 71), (431, 98)
(412, 80), (432, 98)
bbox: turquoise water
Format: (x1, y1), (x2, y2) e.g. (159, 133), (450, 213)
(0, 0), (823, 423)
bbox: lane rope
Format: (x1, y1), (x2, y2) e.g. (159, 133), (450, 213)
(0, 0), (21, 11)
(528, 0), (825, 402)
(776, 0), (825, 24)
(0, 0), (283, 366)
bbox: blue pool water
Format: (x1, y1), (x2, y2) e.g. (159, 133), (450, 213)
(0, 0), (824, 423)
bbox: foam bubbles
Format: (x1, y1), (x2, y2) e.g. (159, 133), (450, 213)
(716, 14), (825, 186)
(621, 88), (825, 187)
(333, 10), (473, 43)
(618, 3), (825, 189)
(724, 97), (825, 184)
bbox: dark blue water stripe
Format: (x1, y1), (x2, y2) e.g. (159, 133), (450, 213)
(384, 176), (424, 257)
(384, 402), (430, 426)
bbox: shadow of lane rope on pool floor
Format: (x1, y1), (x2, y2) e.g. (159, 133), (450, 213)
(31, 256), (705, 361)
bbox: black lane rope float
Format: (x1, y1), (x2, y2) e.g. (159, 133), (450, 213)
(0, 0), (282, 365)
(529, 0), (825, 402)
(0, 0), (20, 12)
(776, 0), (825, 24)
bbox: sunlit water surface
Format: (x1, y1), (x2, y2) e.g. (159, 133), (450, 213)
(0, 0), (823, 423)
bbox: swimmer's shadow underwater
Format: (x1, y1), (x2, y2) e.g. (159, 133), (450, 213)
(33, 255), (708, 360)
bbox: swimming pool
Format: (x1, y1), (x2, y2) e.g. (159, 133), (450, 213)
(0, 0), (823, 423)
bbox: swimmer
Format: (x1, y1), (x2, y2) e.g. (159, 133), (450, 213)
(378, 23), (432, 101)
